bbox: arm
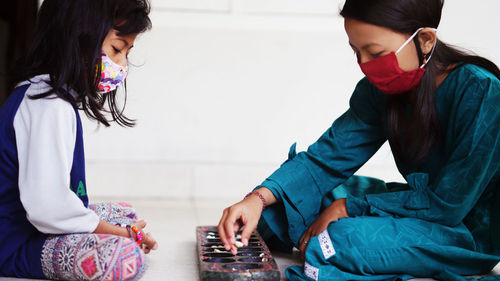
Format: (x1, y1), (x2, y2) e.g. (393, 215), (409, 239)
(259, 78), (387, 228)
(219, 78), (388, 251)
(347, 75), (500, 226)
(14, 93), (100, 234)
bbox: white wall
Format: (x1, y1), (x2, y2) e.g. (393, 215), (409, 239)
(83, 0), (500, 199)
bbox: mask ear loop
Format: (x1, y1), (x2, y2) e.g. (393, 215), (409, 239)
(413, 34), (425, 66)
(396, 28), (424, 55)
(395, 28), (438, 68)
(420, 29), (438, 68)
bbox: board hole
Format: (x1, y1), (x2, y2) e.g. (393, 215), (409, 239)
(202, 253), (235, 258)
(237, 247), (262, 253)
(236, 252), (264, 257)
(202, 258), (235, 263)
(204, 238), (222, 243)
(221, 263), (263, 270)
(238, 257), (264, 263)
(201, 243), (223, 248)
(202, 248), (231, 253)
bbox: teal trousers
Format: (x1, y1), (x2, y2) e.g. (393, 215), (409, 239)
(257, 176), (500, 281)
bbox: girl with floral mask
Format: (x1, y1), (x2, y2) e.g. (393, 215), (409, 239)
(217, 0), (500, 280)
(0, 0), (157, 280)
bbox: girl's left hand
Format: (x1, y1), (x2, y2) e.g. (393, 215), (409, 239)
(131, 220), (158, 254)
(298, 198), (348, 260)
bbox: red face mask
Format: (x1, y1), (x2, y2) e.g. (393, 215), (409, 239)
(359, 28), (437, 95)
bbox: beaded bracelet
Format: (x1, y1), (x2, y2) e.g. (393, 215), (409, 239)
(131, 225), (143, 245)
(115, 223), (133, 239)
(245, 190), (267, 210)
(125, 225), (133, 239)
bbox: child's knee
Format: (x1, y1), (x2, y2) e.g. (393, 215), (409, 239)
(116, 202), (138, 221)
(304, 229), (338, 264)
(304, 220), (358, 264)
(103, 237), (146, 281)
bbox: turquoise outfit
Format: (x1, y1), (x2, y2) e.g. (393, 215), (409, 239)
(257, 64), (500, 280)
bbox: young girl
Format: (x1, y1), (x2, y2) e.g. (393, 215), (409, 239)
(218, 0), (500, 280)
(0, 0), (157, 280)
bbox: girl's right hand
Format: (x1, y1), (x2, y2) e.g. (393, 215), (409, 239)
(218, 187), (276, 255)
(131, 220), (158, 254)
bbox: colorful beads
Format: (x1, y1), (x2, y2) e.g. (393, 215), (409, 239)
(131, 225), (143, 245)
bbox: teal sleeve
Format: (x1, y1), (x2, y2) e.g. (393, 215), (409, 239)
(257, 78), (387, 229)
(351, 75), (500, 226)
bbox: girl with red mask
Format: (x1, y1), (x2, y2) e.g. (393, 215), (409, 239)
(218, 0), (500, 280)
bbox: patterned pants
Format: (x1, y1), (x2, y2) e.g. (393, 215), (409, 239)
(40, 202), (146, 281)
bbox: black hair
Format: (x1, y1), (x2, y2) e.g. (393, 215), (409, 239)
(341, 0), (500, 166)
(11, 0), (152, 127)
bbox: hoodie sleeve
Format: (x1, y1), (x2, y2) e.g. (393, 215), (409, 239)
(14, 89), (99, 234)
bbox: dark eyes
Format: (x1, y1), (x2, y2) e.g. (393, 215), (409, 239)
(112, 46), (130, 59)
(354, 51), (384, 62)
(352, 48), (385, 63)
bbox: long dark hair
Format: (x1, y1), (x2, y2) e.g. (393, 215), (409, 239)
(11, 0), (152, 127)
(341, 0), (500, 166)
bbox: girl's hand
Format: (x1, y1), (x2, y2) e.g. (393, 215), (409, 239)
(131, 220), (158, 254)
(218, 188), (276, 255)
(298, 198), (348, 260)
(94, 219), (158, 254)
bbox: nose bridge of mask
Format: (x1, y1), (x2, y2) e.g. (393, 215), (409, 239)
(395, 27), (438, 68)
(103, 52), (128, 71)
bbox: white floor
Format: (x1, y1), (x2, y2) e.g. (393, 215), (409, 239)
(1, 197), (499, 281)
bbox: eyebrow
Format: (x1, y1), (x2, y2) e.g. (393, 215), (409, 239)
(118, 38), (134, 49)
(349, 42), (382, 50)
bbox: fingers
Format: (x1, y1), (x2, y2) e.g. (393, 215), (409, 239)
(228, 206), (252, 255)
(218, 209), (230, 251)
(224, 214), (236, 245)
(224, 211), (238, 255)
(219, 208), (242, 254)
(218, 198), (263, 255)
(133, 220), (147, 229)
(230, 221), (242, 255)
(129, 220), (157, 254)
(141, 232), (158, 254)
(146, 232), (158, 250)
(298, 229), (312, 260)
(240, 215), (258, 247)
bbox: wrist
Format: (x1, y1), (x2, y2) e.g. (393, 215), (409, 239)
(245, 190), (267, 210)
(335, 198), (349, 218)
(114, 224), (131, 239)
(324, 198), (348, 219)
(255, 187), (277, 205)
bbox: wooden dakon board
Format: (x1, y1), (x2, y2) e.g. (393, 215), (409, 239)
(196, 226), (280, 281)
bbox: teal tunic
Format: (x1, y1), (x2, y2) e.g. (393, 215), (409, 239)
(257, 64), (500, 280)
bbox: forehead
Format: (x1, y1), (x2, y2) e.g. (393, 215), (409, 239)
(106, 29), (138, 45)
(344, 18), (402, 47)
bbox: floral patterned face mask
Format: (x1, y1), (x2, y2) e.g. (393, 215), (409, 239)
(97, 52), (128, 94)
